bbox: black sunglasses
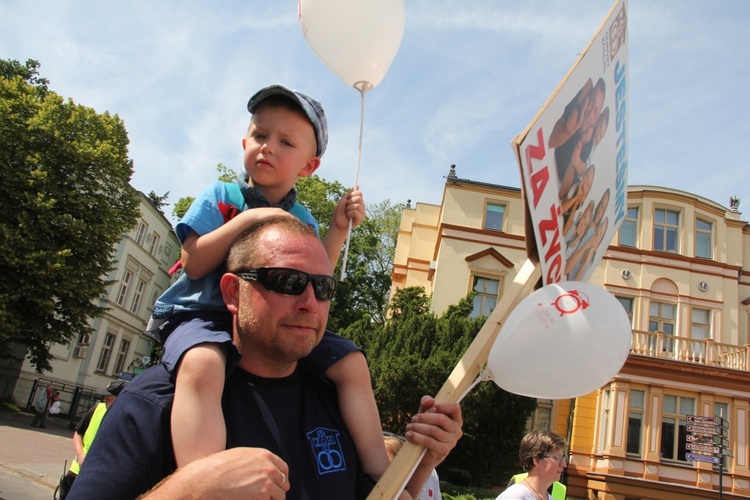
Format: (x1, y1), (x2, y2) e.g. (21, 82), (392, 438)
(236, 267), (336, 301)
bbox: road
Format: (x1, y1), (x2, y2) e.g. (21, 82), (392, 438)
(0, 409), (73, 500)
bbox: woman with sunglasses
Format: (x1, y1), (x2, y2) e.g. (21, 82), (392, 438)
(497, 430), (568, 500)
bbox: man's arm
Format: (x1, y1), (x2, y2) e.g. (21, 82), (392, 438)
(402, 396), (463, 499)
(140, 447), (289, 499)
(72, 405), (95, 465)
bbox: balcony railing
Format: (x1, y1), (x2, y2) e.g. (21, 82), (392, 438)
(630, 329), (750, 371)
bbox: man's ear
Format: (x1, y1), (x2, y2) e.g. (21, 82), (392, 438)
(297, 156), (321, 178)
(220, 273), (241, 315)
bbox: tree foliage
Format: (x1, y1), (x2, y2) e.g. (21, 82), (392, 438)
(147, 190), (169, 212)
(0, 59), (140, 371)
(340, 287), (537, 487)
(296, 175), (401, 330)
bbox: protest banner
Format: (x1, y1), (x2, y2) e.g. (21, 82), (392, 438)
(513, 0), (628, 285)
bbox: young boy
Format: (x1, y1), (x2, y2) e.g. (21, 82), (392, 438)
(147, 85), (391, 482)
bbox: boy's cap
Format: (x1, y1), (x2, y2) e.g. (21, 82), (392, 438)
(247, 84), (328, 157)
(96, 379), (129, 396)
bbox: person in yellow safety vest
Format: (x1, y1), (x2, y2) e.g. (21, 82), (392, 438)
(509, 472), (566, 500)
(57, 379), (128, 499)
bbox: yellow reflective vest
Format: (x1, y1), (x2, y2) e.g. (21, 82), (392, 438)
(70, 402), (108, 475)
(511, 472), (566, 500)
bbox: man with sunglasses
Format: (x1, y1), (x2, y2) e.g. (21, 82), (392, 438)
(69, 218), (463, 500)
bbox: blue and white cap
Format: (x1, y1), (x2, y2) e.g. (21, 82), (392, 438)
(247, 84), (328, 157)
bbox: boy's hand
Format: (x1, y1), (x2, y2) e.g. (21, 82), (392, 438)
(237, 207), (296, 227)
(331, 189), (365, 232)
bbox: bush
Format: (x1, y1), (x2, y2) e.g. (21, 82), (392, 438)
(441, 480), (498, 500)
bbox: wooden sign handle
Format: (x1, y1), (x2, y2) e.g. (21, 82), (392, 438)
(368, 258), (541, 499)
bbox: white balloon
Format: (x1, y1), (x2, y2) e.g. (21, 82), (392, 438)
(298, 0), (405, 89)
(486, 281), (631, 399)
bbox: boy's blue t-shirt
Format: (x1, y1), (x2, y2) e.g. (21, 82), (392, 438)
(149, 181), (319, 330)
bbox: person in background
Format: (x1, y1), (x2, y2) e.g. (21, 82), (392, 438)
(496, 430), (567, 500)
(384, 431), (442, 500)
(30, 384), (57, 428)
(507, 472), (566, 500)
(57, 380), (128, 499)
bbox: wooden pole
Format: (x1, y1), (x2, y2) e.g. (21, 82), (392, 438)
(368, 258), (541, 499)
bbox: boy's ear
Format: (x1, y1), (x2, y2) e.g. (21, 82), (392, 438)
(241, 137), (247, 150)
(297, 157), (321, 178)
(220, 273), (241, 315)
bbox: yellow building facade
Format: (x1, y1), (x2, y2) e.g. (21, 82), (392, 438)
(391, 171), (750, 499)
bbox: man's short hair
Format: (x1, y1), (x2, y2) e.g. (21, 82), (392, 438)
(226, 218), (317, 273)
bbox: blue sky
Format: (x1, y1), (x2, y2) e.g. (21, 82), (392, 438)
(2, 1), (748, 222)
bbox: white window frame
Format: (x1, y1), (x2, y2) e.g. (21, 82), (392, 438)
(469, 274), (502, 319)
(483, 202), (506, 232)
(695, 217), (713, 259)
(115, 270), (133, 307)
(130, 279), (147, 314)
(653, 208), (680, 253)
(112, 338), (131, 374)
(96, 333), (117, 373)
(618, 206), (639, 247)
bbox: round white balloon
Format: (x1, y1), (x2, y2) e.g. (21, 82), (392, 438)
(486, 281), (631, 399)
(298, 0), (405, 89)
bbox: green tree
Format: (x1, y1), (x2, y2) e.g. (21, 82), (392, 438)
(0, 59), (140, 371)
(0, 59), (48, 96)
(295, 176), (400, 330)
(215, 162), (238, 183)
(172, 196), (195, 221)
(340, 287), (537, 488)
(147, 190), (169, 212)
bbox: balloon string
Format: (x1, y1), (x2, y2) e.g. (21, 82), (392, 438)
(456, 366), (491, 403)
(339, 87), (367, 281)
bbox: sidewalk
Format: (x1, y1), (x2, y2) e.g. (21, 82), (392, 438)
(0, 409), (73, 491)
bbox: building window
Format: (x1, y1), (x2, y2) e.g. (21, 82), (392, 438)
(470, 275), (500, 318)
(690, 308), (711, 361)
(661, 395), (694, 461)
(112, 339), (131, 374)
(135, 220), (148, 246)
(598, 389), (611, 453)
(115, 270), (133, 307)
(96, 333), (117, 373)
(649, 301), (676, 353)
(619, 207), (639, 247)
(526, 400), (553, 432)
(654, 208), (680, 253)
(130, 279), (147, 314)
(149, 232), (161, 256)
(484, 203), (506, 231)
(73, 333), (91, 358)
(715, 402), (730, 470)
(695, 218), (713, 259)
(627, 390), (645, 456)
(616, 296), (634, 325)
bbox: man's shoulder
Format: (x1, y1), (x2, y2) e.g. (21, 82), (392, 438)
(68, 365), (177, 500)
(121, 364), (175, 402)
